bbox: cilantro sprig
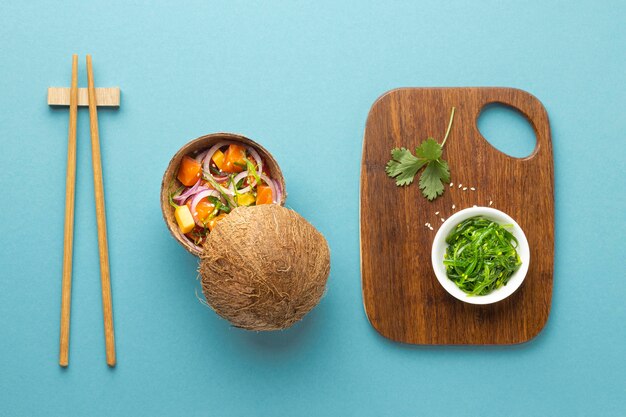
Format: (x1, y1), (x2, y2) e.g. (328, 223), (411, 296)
(385, 107), (456, 201)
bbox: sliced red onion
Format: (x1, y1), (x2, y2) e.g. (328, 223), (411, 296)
(210, 178), (235, 197)
(228, 170), (258, 195)
(177, 186), (210, 206)
(273, 179), (283, 204)
(190, 189), (222, 226)
(246, 146), (263, 176)
(174, 179), (206, 205)
(194, 150), (208, 163)
(173, 194), (187, 205)
(202, 141), (234, 181)
(202, 141), (228, 168)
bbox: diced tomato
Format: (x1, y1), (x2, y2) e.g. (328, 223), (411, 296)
(256, 185), (273, 205)
(177, 156), (201, 186)
(207, 213), (227, 231)
(194, 200), (215, 222)
(222, 144), (246, 173)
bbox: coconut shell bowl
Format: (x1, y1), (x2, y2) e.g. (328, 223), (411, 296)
(160, 132), (287, 256)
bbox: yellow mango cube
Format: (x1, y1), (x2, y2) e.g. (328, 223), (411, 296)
(236, 193), (255, 206)
(175, 205), (195, 234)
(212, 149), (225, 171)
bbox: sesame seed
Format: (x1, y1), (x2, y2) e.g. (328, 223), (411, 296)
(449, 182), (453, 187)
(435, 211), (440, 215)
(425, 223), (429, 227)
(470, 187), (476, 191)
(458, 183), (462, 188)
(440, 218), (445, 222)
(429, 226), (434, 230)
(489, 200), (493, 206)
(463, 187), (468, 191)
(452, 204), (456, 209)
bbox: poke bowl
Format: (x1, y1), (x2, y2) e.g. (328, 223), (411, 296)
(160, 132), (287, 256)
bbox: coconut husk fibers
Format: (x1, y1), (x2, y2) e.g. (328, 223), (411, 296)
(199, 204), (330, 331)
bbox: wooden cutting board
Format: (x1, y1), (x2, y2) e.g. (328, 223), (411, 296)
(360, 87), (554, 345)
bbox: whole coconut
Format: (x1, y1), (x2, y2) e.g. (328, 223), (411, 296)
(199, 205), (330, 331)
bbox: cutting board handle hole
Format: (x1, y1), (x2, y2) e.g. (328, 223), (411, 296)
(477, 103), (537, 158)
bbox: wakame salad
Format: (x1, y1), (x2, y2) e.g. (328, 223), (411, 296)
(443, 216), (522, 296)
(169, 141), (282, 248)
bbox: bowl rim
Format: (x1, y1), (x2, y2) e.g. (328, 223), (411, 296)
(160, 132), (287, 257)
(430, 206), (530, 305)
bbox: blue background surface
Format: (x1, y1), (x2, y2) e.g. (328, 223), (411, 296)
(1, 1), (625, 416)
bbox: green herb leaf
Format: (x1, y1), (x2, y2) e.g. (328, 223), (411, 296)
(385, 148), (427, 186)
(209, 165), (222, 176)
(385, 107), (455, 201)
(415, 138), (442, 160)
(207, 201), (222, 221)
(419, 159), (450, 201)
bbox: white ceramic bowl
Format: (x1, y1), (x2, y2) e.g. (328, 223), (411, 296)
(431, 206), (530, 305)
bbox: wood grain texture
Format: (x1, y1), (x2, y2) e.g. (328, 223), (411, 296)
(360, 88), (554, 345)
(86, 55), (116, 366)
(48, 87), (120, 107)
(59, 54), (78, 367)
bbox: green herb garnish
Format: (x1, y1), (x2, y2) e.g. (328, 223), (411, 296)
(386, 107), (455, 201)
(244, 157), (261, 187)
(168, 185), (185, 208)
(203, 174), (236, 209)
(189, 226), (208, 245)
(209, 165), (222, 176)
(227, 173), (242, 202)
(443, 216), (522, 296)
(206, 200), (230, 222)
(218, 201), (231, 213)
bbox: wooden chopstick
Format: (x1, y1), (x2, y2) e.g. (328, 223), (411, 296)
(59, 54), (79, 367)
(86, 55), (117, 367)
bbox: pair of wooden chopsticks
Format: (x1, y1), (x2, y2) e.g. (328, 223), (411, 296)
(59, 55), (116, 367)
